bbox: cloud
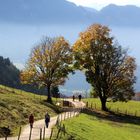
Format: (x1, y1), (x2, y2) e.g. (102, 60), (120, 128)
(67, 0), (140, 10)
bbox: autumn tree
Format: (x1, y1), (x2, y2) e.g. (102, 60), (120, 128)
(73, 24), (136, 111)
(21, 36), (73, 103)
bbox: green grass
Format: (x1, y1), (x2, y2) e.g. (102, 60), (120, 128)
(60, 113), (140, 140)
(0, 85), (60, 137)
(83, 98), (140, 116)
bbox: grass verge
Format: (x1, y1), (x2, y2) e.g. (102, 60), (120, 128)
(60, 112), (140, 140)
(0, 85), (60, 137)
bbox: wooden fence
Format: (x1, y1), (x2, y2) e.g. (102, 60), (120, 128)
(49, 109), (82, 140)
(85, 101), (140, 117)
(0, 108), (82, 140)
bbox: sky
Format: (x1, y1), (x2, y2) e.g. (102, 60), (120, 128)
(67, 0), (140, 10)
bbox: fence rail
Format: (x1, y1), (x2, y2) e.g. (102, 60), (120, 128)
(49, 109), (82, 140)
(85, 101), (140, 117)
(0, 108), (83, 140)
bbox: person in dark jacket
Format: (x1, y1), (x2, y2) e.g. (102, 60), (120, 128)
(29, 114), (34, 128)
(72, 95), (75, 101)
(78, 94), (82, 101)
(45, 112), (50, 128)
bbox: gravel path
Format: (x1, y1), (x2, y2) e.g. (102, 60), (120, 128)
(0, 99), (85, 140)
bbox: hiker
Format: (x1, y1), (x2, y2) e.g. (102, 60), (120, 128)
(78, 94), (82, 101)
(29, 114), (34, 128)
(45, 112), (50, 128)
(72, 95), (75, 101)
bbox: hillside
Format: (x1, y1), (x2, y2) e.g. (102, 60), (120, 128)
(0, 1), (140, 26)
(0, 56), (20, 88)
(61, 113), (140, 140)
(0, 85), (60, 137)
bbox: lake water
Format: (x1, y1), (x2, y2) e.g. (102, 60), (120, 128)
(0, 23), (140, 93)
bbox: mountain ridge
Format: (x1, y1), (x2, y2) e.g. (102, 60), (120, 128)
(0, 0), (140, 26)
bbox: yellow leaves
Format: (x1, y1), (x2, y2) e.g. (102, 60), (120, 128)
(122, 56), (136, 77)
(20, 70), (30, 84)
(21, 36), (72, 87)
(73, 24), (113, 55)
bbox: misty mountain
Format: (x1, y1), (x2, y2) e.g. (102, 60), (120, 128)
(0, 0), (91, 24)
(0, 0), (140, 26)
(83, 6), (98, 13)
(98, 4), (140, 26)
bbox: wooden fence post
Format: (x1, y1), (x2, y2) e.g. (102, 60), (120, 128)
(50, 128), (54, 140)
(91, 103), (93, 109)
(59, 129), (63, 138)
(56, 129), (61, 139)
(17, 127), (22, 140)
(86, 102), (88, 108)
(117, 108), (119, 113)
(56, 116), (59, 126)
(29, 128), (32, 140)
(65, 112), (67, 119)
(64, 112), (65, 120)
(43, 127), (45, 140)
(40, 128), (42, 140)
(61, 113), (63, 121)
(63, 124), (66, 136)
(135, 111), (137, 117)
(125, 110), (127, 115)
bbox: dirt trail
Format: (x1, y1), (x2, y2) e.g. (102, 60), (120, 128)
(0, 99), (85, 140)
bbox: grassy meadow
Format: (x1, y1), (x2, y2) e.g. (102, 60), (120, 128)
(1, 85), (140, 139)
(83, 98), (140, 116)
(0, 85), (60, 137)
(57, 113), (140, 140)
(49, 98), (140, 140)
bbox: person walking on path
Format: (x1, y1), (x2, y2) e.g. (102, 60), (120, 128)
(45, 112), (50, 128)
(29, 114), (34, 128)
(73, 95), (75, 101)
(78, 94), (82, 101)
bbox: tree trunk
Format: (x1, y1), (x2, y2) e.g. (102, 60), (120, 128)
(100, 97), (107, 111)
(47, 85), (52, 103)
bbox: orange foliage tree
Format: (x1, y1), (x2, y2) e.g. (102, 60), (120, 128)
(21, 36), (73, 103)
(73, 24), (136, 111)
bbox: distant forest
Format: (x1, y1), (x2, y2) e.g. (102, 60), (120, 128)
(0, 56), (59, 97)
(0, 56), (20, 87)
